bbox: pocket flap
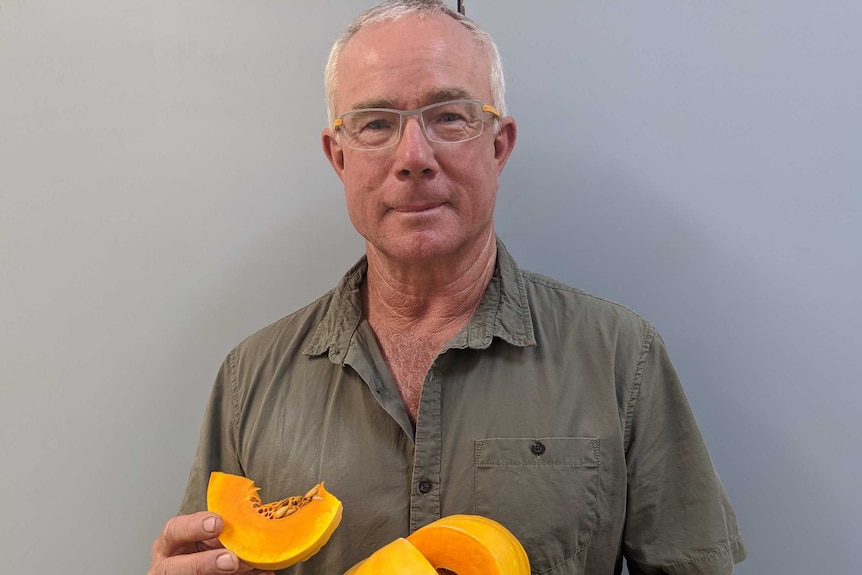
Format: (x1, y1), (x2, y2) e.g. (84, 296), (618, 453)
(476, 436), (599, 468)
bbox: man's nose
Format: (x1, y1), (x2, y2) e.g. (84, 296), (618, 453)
(392, 116), (438, 177)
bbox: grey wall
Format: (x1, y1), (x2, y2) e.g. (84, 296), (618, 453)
(1, 1), (859, 573)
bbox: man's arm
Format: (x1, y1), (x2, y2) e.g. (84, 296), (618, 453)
(150, 354), (254, 574)
(622, 328), (747, 574)
(179, 352), (244, 514)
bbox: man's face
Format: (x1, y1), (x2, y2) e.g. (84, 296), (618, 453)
(322, 13), (516, 265)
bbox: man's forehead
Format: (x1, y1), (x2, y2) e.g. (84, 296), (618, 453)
(338, 13), (485, 73)
(335, 14), (491, 114)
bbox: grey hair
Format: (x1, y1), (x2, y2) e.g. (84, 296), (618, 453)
(324, 0), (508, 127)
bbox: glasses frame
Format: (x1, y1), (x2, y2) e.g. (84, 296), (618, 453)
(332, 99), (501, 151)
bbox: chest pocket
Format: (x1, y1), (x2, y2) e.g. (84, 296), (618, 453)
(474, 437), (599, 574)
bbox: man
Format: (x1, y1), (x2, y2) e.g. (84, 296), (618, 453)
(150, 2), (747, 574)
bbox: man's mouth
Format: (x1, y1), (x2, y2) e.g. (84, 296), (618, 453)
(391, 202), (445, 214)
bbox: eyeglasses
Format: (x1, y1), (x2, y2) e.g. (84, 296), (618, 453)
(333, 99), (501, 151)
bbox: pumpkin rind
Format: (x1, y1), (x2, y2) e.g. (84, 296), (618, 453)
(206, 471), (343, 570)
(407, 515), (531, 575)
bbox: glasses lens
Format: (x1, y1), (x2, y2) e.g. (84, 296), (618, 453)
(342, 110), (401, 150)
(422, 100), (484, 143)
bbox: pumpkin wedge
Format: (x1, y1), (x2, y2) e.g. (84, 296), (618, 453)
(207, 471), (343, 570)
(407, 515), (530, 575)
(343, 515), (530, 575)
(343, 538), (437, 575)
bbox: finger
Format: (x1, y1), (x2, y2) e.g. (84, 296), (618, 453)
(153, 547), (241, 575)
(154, 512), (223, 558)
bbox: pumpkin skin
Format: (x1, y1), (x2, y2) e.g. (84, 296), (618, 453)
(407, 515), (531, 575)
(206, 471), (343, 570)
(343, 538), (437, 575)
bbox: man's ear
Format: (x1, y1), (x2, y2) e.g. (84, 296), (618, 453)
(322, 128), (345, 182)
(493, 116), (517, 174)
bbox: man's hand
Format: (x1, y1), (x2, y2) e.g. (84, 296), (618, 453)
(149, 512), (273, 575)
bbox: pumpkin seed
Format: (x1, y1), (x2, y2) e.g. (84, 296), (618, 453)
(250, 483), (323, 520)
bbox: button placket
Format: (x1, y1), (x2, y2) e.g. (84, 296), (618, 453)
(409, 367), (443, 531)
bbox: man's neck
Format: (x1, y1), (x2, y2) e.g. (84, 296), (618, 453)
(363, 230), (497, 423)
(364, 231), (497, 335)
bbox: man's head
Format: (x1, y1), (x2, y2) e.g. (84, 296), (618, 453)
(324, 0), (508, 128)
(321, 0), (517, 265)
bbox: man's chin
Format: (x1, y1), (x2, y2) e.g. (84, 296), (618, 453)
(369, 231), (463, 265)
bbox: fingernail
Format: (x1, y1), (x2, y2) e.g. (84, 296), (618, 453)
(203, 516), (217, 533)
(216, 552), (236, 571)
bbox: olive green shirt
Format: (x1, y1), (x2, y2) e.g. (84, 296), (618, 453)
(180, 239), (746, 574)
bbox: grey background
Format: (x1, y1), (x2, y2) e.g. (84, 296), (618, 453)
(1, 1), (859, 573)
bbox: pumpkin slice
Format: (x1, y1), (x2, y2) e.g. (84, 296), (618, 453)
(343, 538), (437, 575)
(207, 471), (343, 570)
(407, 515), (530, 575)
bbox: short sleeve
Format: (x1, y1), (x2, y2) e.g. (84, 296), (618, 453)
(623, 328), (747, 574)
(178, 350), (244, 515)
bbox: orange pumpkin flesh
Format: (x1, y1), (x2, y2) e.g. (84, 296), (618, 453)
(343, 515), (530, 575)
(207, 471), (343, 570)
(343, 538), (437, 575)
(407, 515), (531, 575)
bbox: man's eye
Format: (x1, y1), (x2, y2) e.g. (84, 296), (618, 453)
(363, 119), (393, 131)
(435, 112), (465, 123)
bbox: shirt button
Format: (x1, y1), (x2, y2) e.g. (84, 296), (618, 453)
(530, 441), (546, 456)
(418, 480), (432, 494)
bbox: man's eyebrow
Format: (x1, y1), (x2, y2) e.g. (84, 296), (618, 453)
(426, 87), (473, 103)
(350, 97), (400, 111)
(349, 88), (475, 112)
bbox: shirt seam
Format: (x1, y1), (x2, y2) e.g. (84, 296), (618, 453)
(228, 347), (242, 471)
(672, 535), (745, 568)
(522, 272), (645, 319)
(623, 323), (656, 453)
(628, 534), (746, 571)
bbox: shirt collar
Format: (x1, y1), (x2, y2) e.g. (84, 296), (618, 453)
(304, 237), (536, 362)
